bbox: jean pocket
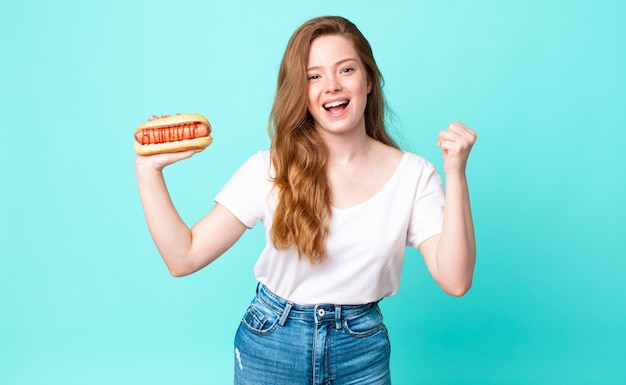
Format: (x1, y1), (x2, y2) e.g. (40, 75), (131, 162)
(241, 299), (280, 336)
(343, 306), (385, 337)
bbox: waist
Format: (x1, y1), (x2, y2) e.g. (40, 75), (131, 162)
(256, 284), (380, 322)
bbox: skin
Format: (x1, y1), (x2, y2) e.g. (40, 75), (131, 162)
(306, 35), (371, 141)
(423, 121), (477, 296)
(135, 35), (477, 296)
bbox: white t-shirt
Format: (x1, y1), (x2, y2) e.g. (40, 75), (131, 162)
(215, 150), (444, 305)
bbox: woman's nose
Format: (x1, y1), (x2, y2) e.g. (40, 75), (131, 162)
(324, 76), (342, 93)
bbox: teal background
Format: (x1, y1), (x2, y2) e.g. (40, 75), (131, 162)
(1, 0), (625, 384)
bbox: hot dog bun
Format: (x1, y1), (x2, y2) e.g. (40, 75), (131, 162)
(134, 114), (213, 155)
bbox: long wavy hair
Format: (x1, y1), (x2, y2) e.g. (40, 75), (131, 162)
(269, 16), (398, 264)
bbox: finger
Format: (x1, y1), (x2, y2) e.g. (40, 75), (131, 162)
(438, 129), (459, 145)
(174, 149), (197, 159)
(156, 149), (200, 168)
(440, 129), (473, 154)
(436, 131), (444, 146)
(440, 139), (463, 153)
(448, 121), (477, 143)
(437, 129), (457, 146)
(148, 114), (174, 122)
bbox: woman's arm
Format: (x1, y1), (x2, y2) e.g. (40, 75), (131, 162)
(136, 150), (247, 277)
(419, 122), (477, 296)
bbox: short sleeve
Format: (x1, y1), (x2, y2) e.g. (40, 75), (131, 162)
(406, 161), (445, 249)
(214, 151), (272, 229)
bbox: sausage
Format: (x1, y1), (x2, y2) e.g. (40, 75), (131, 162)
(134, 123), (211, 145)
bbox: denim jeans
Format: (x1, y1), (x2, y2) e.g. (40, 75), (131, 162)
(233, 285), (391, 385)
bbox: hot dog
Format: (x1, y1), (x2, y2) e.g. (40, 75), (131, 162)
(133, 113), (213, 155)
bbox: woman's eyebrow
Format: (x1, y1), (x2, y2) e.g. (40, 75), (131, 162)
(307, 58), (358, 72)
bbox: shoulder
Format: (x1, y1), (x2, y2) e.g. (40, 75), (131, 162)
(370, 141), (404, 170)
(401, 151), (438, 172)
(239, 149), (272, 173)
(401, 150), (431, 164)
(222, 150), (273, 188)
(247, 149), (271, 164)
(396, 151), (443, 194)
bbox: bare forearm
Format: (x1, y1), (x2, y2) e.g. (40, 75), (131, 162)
(436, 173), (476, 295)
(136, 165), (193, 271)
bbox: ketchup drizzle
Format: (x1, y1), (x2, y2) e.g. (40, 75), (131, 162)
(138, 123), (204, 145)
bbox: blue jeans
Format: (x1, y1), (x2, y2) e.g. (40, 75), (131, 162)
(233, 285), (391, 385)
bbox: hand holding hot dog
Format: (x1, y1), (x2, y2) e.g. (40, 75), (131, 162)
(437, 122), (477, 177)
(134, 113), (213, 170)
(134, 113), (213, 155)
(135, 148), (201, 172)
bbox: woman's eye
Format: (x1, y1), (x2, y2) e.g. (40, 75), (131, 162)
(341, 67), (354, 74)
(308, 74), (320, 80)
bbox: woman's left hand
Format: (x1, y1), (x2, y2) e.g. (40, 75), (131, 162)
(437, 122), (477, 176)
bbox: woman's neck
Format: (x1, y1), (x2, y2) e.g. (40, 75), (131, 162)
(319, 128), (374, 166)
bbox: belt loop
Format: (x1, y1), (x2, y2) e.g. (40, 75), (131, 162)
(335, 305), (342, 330)
(255, 282), (261, 294)
(278, 302), (293, 327)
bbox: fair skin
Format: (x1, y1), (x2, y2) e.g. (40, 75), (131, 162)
(422, 121), (477, 296)
(135, 34), (476, 296)
(135, 148), (246, 277)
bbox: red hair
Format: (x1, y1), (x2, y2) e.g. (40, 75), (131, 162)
(269, 16), (398, 264)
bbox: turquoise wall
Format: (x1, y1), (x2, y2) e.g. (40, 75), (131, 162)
(1, 0), (625, 384)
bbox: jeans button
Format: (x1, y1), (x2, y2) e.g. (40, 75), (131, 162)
(317, 309), (325, 317)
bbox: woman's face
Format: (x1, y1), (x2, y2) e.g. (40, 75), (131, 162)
(306, 34), (371, 139)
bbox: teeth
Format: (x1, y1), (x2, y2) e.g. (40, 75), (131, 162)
(324, 100), (348, 109)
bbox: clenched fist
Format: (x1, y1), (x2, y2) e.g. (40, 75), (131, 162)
(437, 122), (477, 176)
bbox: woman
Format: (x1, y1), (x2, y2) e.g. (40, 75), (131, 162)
(136, 16), (477, 384)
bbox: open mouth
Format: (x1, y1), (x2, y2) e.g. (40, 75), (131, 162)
(323, 100), (349, 112)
